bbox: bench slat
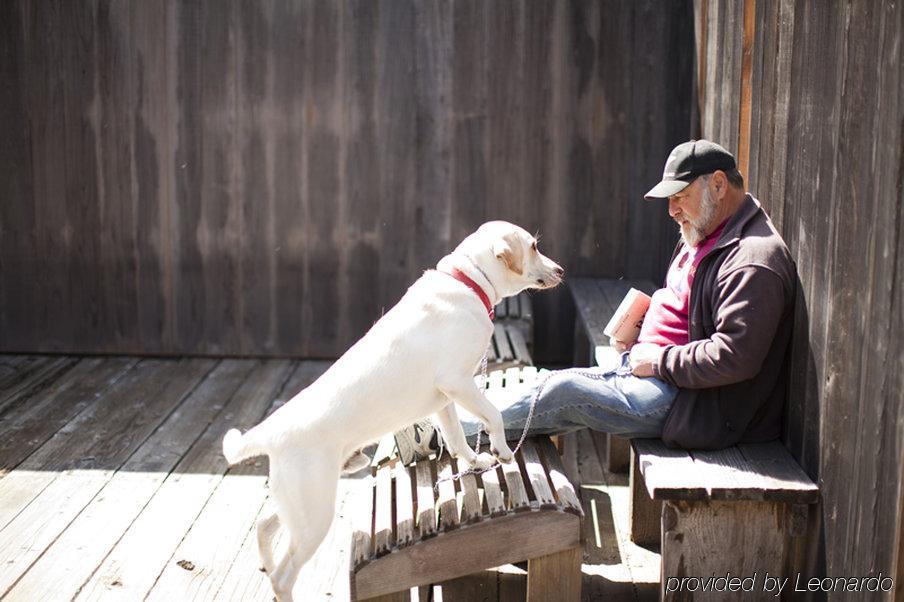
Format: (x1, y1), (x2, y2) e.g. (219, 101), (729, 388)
(501, 453), (530, 511)
(503, 366), (521, 388)
(493, 323), (514, 362)
(520, 293), (533, 324)
(738, 441), (820, 503)
(537, 437), (582, 513)
(507, 327), (532, 365)
(456, 457), (483, 523)
(436, 454), (459, 530)
(354, 510), (579, 600)
(486, 338), (498, 362)
(415, 460), (437, 538)
(487, 369), (503, 391)
(691, 447), (769, 500)
(520, 440), (557, 509)
(633, 439), (708, 500)
(634, 439), (819, 503)
(394, 462), (415, 547)
(352, 434), (582, 598)
(374, 464), (394, 555)
(480, 466), (506, 517)
(351, 475), (374, 567)
(495, 299), (508, 319)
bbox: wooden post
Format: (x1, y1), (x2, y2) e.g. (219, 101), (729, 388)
(660, 500), (790, 601)
(606, 436), (630, 473)
(737, 0), (756, 180)
(628, 448), (661, 546)
(526, 546), (583, 601)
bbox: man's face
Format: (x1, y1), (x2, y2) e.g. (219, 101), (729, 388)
(668, 176), (717, 247)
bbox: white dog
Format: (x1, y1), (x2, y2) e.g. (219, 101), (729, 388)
(222, 221), (563, 600)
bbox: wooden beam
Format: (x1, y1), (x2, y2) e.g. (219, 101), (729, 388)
(896, 446), (904, 597)
(696, 0), (708, 135)
(354, 511), (580, 600)
(737, 0), (756, 179)
(526, 546), (582, 602)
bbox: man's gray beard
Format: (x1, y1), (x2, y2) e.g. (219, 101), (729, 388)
(680, 186), (718, 247)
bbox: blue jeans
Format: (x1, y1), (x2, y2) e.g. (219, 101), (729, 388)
(460, 353), (678, 443)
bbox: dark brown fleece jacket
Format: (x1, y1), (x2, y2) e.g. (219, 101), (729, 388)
(652, 194), (796, 450)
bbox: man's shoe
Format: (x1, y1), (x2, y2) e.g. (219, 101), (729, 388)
(394, 419), (443, 465)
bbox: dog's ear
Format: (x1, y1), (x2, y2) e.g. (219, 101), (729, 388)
(493, 233), (524, 276)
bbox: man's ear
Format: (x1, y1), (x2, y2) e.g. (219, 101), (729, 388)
(711, 170), (728, 199)
(493, 234), (524, 276)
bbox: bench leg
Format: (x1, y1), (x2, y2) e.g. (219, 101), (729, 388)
(628, 448), (661, 546)
(526, 546), (582, 601)
(606, 435), (630, 473)
(660, 500), (791, 601)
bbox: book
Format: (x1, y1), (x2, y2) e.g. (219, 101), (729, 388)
(603, 288), (652, 345)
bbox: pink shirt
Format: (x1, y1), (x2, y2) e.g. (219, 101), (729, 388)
(636, 220), (728, 347)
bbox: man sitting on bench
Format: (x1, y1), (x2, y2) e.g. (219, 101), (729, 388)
(395, 139), (796, 462)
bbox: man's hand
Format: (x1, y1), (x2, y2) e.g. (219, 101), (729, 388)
(609, 336), (632, 354)
(629, 343), (662, 378)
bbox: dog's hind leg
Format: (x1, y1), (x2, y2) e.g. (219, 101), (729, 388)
(267, 454), (340, 601)
(256, 507), (280, 574)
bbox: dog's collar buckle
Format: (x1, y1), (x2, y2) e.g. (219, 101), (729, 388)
(440, 267), (495, 320)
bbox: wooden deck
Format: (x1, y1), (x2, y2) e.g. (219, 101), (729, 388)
(0, 355), (658, 601)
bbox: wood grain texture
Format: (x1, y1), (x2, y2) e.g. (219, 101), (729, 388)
(698, 0), (904, 583)
(0, 0), (689, 360)
(0, 357), (137, 477)
(526, 546), (582, 602)
(3, 360), (258, 601)
(660, 500), (790, 601)
(629, 448), (660, 547)
(354, 510), (579, 600)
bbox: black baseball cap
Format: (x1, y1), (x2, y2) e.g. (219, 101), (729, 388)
(644, 139), (737, 200)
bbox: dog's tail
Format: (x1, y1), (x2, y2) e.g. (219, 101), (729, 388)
(222, 428), (267, 465)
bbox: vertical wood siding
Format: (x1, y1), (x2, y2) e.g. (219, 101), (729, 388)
(0, 0), (693, 359)
(697, 0), (904, 590)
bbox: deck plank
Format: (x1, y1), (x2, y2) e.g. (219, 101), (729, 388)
(0, 355), (80, 418)
(0, 357), (138, 478)
(0, 359), (211, 530)
(78, 359), (304, 601)
(145, 473), (270, 602)
(0, 358), (215, 597)
(4, 359), (256, 601)
(146, 360), (336, 601)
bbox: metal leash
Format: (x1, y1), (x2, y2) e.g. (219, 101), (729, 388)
(435, 358), (631, 489)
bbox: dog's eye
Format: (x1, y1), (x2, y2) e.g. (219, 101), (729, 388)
(531, 241), (537, 251)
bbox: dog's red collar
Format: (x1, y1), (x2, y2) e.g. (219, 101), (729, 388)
(439, 267), (495, 320)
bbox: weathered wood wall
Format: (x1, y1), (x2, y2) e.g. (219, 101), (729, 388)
(0, 0), (693, 359)
(696, 0), (904, 594)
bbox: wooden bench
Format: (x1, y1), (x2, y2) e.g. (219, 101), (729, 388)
(568, 278), (656, 472)
(488, 293), (534, 371)
(350, 367), (583, 601)
(629, 439), (819, 599)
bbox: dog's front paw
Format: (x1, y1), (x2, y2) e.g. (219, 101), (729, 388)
(469, 452), (497, 471)
(490, 443), (515, 463)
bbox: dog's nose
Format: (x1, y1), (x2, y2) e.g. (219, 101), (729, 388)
(555, 266), (565, 277)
